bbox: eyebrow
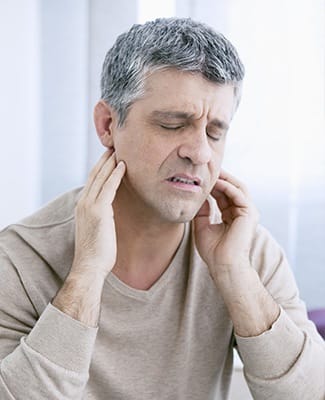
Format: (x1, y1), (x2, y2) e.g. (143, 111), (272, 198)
(149, 110), (229, 131)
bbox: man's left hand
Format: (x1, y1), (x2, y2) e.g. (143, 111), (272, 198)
(194, 170), (259, 282)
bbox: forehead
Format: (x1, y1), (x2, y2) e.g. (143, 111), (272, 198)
(134, 69), (236, 121)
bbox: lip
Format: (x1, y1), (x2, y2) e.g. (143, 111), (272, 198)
(165, 173), (202, 193)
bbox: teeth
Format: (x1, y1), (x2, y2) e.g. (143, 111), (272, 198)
(170, 177), (196, 185)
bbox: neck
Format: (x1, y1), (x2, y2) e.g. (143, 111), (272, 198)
(111, 186), (185, 290)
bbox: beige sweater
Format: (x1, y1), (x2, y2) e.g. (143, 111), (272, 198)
(0, 188), (324, 400)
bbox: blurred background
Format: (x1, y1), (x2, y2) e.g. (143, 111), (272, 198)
(0, 0), (324, 310)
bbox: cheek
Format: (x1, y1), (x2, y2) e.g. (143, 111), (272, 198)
(210, 168), (221, 189)
(116, 135), (169, 174)
(208, 151), (223, 185)
(116, 142), (160, 184)
(211, 147), (224, 169)
(113, 133), (142, 166)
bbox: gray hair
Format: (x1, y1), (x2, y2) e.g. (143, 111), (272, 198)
(101, 17), (245, 126)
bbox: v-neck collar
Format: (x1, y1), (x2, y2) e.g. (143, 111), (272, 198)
(106, 223), (190, 301)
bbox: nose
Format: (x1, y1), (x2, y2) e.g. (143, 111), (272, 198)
(177, 128), (212, 165)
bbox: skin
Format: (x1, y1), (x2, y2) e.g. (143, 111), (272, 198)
(109, 69), (234, 224)
(53, 69), (279, 336)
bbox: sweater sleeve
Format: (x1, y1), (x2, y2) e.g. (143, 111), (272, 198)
(235, 226), (325, 400)
(0, 252), (98, 400)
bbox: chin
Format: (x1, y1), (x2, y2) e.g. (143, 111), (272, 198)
(158, 205), (200, 224)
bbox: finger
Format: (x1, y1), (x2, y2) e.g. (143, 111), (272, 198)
(87, 153), (119, 201)
(213, 187), (242, 223)
(214, 205), (231, 225)
(97, 161), (126, 204)
(213, 189), (231, 212)
(218, 169), (249, 196)
(83, 152), (118, 202)
(82, 150), (114, 198)
(211, 179), (248, 208)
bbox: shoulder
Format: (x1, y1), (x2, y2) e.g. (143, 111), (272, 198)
(0, 187), (83, 283)
(0, 187), (82, 238)
(0, 188), (82, 323)
(16, 187), (82, 228)
(250, 224), (289, 282)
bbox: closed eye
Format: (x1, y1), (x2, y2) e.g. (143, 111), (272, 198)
(160, 125), (184, 130)
(207, 128), (225, 142)
(207, 133), (222, 142)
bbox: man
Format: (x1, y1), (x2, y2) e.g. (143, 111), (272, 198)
(0, 17), (324, 400)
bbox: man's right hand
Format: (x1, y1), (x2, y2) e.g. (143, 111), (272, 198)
(72, 150), (126, 279)
(52, 150), (125, 326)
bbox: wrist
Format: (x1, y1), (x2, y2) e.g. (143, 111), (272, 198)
(211, 265), (280, 337)
(70, 257), (113, 280)
(53, 269), (106, 327)
(210, 258), (252, 289)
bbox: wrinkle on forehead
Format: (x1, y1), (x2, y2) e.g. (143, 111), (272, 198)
(135, 69), (236, 123)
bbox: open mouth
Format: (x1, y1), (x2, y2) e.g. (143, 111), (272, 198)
(167, 176), (200, 186)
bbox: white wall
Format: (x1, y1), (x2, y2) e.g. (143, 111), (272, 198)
(0, 1), (41, 227)
(39, 0), (89, 202)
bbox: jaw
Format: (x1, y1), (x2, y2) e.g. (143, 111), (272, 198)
(114, 181), (205, 228)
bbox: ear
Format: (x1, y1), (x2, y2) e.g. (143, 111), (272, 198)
(93, 100), (117, 149)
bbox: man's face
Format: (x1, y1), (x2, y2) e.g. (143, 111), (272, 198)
(112, 69), (235, 223)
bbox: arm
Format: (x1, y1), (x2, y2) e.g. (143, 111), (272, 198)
(235, 226), (325, 399)
(0, 150), (125, 399)
(0, 250), (97, 400)
(53, 150), (126, 327)
(194, 171), (325, 400)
